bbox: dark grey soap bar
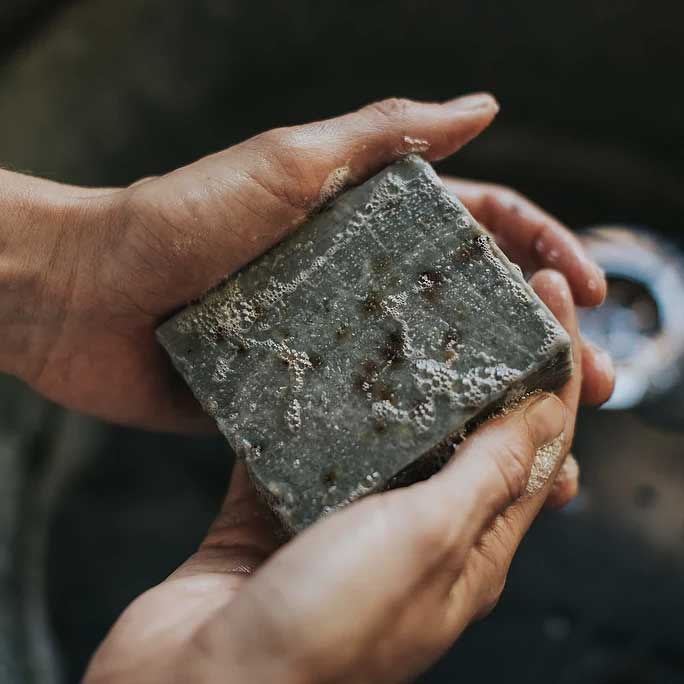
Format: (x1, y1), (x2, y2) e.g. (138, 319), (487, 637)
(157, 156), (572, 533)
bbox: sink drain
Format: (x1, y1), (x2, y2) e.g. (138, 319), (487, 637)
(579, 226), (684, 427)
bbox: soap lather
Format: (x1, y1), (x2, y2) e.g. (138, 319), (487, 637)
(157, 155), (572, 534)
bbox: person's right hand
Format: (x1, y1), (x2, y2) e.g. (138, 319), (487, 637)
(86, 268), (582, 684)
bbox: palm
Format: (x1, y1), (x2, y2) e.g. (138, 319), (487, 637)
(25, 96), (610, 432)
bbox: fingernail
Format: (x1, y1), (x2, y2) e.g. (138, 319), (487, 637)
(594, 263), (606, 281)
(445, 92), (499, 113)
(586, 263), (607, 300)
(524, 393), (566, 448)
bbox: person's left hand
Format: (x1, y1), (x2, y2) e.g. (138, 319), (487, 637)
(84, 269), (583, 684)
(1, 94), (612, 431)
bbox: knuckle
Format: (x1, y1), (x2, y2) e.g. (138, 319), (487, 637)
(408, 488), (457, 562)
(373, 487), (450, 562)
(492, 437), (534, 503)
(488, 509), (520, 556)
(364, 96), (414, 120)
(478, 574), (507, 619)
(356, 492), (401, 546)
(500, 186), (524, 204)
(255, 126), (290, 150)
(255, 127), (306, 170)
(470, 538), (509, 619)
(129, 174), (159, 188)
(255, 127), (302, 165)
(116, 193), (186, 280)
(483, 184), (524, 214)
(248, 127), (313, 210)
(414, 510), (450, 560)
(257, 123), (320, 158)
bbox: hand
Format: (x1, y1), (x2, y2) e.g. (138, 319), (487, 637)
(85, 269), (582, 684)
(442, 177), (614, 408)
(0, 93), (612, 431)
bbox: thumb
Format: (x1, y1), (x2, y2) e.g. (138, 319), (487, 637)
(124, 93), (499, 308)
(185, 393), (565, 684)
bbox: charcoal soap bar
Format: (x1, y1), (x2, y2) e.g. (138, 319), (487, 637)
(157, 156), (572, 533)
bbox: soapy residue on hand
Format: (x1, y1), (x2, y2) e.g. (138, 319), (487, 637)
(526, 433), (565, 495)
(396, 135), (430, 155)
(318, 165), (351, 206)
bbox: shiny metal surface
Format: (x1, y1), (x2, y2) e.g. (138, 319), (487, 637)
(579, 227), (684, 421)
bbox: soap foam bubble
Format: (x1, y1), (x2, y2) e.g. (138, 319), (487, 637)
(318, 166), (351, 206)
(526, 433), (565, 494)
(396, 136), (431, 156)
(285, 398), (302, 433)
(278, 344), (312, 393)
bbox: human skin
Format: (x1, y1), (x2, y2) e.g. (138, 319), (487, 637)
(0, 93), (611, 433)
(85, 273), (584, 684)
(0, 93), (613, 681)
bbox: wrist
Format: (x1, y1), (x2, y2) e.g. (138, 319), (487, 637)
(0, 169), (119, 384)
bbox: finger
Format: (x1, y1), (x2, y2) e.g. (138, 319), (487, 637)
(529, 270), (583, 416)
(191, 291), (568, 680)
(246, 395), (566, 651)
(442, 177), (606, 307)
(127, 94), (499, 307)
(129, 175), (159, 188)
(189, 274), (575, 596)
(502, 271), (583, 508)
(545, 453), (580, 509)
(194, 392), (564, 683)
(525, 271), (582, 491)
(451, 270), (583, 621)
(443, 177), (611, 406)
(191, 272), (576, 679)
(85, 462), (282, 683)
(580, 339), (615, 406)
(412, 392), (567, 574)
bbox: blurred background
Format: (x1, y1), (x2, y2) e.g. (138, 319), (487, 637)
(1, 1), (683, 682)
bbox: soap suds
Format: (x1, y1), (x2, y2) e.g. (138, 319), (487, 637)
(278, 344), (312, 393)
(175, 179), (400, 349)
(371, 358), (524, 435)
(321, 470), (383, 517)
(158, 156), (575, 532)
(285, 398), (302, 433)
(396, 136), (430, 155)
(526, 433), (565, 495)
(318, 166), (351, 206)
(175, 159), (559, 454)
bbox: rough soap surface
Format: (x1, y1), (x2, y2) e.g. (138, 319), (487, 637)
(157, 156), (572, 533)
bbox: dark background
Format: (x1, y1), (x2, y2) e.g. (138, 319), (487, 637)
(0, 1), (683, 682)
